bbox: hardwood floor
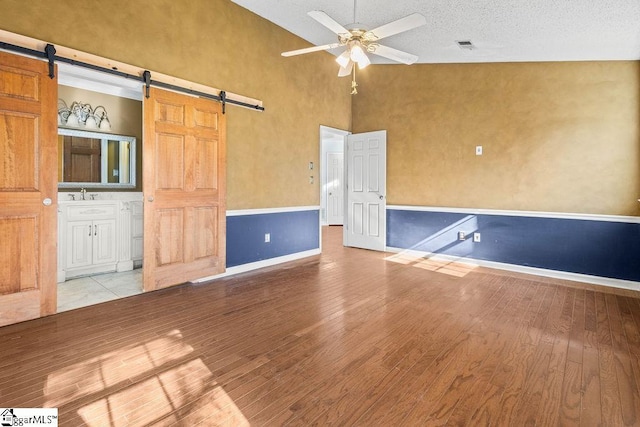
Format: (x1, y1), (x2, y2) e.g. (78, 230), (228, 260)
(1, 226), (639, 426)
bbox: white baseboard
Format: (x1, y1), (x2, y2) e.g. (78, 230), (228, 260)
(116, 260), (134, 272)
(191, 248), (321, 284)
(386, 246), (640, 292)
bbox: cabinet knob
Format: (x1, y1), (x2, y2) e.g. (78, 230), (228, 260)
(43, 198), (52, 206)
(147, 196), (154, 202)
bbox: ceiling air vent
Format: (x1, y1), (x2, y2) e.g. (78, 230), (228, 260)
(456, 40), (475, 50)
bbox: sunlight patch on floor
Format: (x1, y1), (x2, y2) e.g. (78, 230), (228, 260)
(385, 251), (477, 277)
(44, 329), (249, 426)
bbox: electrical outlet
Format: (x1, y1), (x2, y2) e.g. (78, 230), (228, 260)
(458, 231), (466, 241)
(264, 233), (270, 243)
(309, 176), (314, 184)
(309, 162), (314, 170)
(473, 232), (481, 242)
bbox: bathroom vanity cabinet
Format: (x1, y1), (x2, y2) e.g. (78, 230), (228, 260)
(57, 194), (143, 282)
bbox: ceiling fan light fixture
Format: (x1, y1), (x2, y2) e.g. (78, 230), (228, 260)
(357, 53), (370, 69)
(281, 9), (427, 94)
(336, 50), (351, 68)
(349, 43), (367, 63)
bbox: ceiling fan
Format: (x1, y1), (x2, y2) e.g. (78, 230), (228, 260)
(281, 6), (427, 93)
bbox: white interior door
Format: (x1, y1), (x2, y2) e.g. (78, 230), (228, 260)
(344, 130), (386, 251)
(327, 152), (344, 225)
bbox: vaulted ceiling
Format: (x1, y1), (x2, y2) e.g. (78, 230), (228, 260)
(232, 0), (640, 64)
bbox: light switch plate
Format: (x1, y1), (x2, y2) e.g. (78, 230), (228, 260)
(476, 146), (483, 155)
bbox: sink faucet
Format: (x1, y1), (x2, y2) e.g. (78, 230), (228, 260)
(80, 188), (87, 200)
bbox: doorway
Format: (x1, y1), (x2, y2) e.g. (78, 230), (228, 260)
(56, 62), (145, 312)
(320, 125), (349, 226)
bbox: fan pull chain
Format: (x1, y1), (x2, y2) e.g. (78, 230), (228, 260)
(351, 65), (358, 95)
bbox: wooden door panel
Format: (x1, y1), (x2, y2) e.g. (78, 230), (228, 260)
(144, 88), (225, 291)
(193, 206), (217, 259)
(0, 290), (40, 328)
(63, 136), (101, 182)
(155, 100), (185, 125)
(155, 208), (184, 266)
(0, 64), (40, 100)
(194, 138), (218, 190)
(0, 113), (38, 190)
(0, 51), (57, 326)
(0, 216), (37, 293)
(155, 133), (185, 190)
(193, 108), (219, 130)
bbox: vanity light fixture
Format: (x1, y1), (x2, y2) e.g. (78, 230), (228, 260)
(58, 100), (111, 131)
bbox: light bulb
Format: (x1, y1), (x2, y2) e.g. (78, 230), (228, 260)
(349, 43), (367, 63)
(336, 50), (350, 68)
(66, 113), (79, 127)
(85, 116), (98, 129)
(99, 117), (111, 131)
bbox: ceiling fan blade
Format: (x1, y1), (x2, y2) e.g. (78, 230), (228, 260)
(282, 43), (341, 57)
(308, 11), (351, 36)
(370, 44), (419, 65)
(365, 13), (426, 41)
(338, 61), (353, 77)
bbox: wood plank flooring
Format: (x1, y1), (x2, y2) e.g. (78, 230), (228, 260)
(1, 226), (640, 426)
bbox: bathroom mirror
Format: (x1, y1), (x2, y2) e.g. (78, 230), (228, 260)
(58, 128), (136, 188)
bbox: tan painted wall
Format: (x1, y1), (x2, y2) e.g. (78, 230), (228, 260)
(353, 62), (640, 216)
(0, 0), (351, 209)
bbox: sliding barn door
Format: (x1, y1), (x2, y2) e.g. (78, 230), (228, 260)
(143, 87), (226, 291)
(0, 51), (58, 326)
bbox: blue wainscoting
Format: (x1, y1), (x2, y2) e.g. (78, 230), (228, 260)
(387, 208), (640, 282)
(227, 209), (319, 268)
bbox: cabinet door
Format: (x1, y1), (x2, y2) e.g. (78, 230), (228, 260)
(93, 219), (117, 265)
(66, 220), (93, 269)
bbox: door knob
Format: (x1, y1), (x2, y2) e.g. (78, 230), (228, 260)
(147, 196), (154, 202)
(43, 198), (52, 206)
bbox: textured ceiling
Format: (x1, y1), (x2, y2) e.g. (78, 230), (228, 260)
(232, 0), (640, 64)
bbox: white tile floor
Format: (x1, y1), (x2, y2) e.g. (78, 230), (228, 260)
(57, 269), (143, 312)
